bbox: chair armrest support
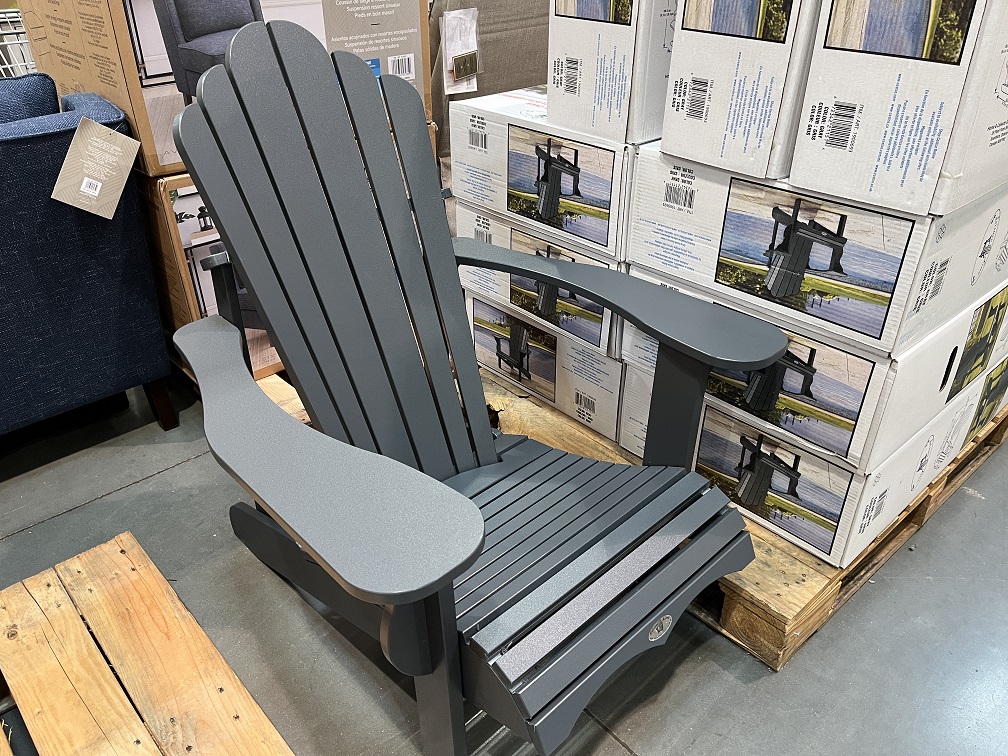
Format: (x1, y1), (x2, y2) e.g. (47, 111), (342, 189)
(173, 316), (486, 605)
(454, 238), (789, 468)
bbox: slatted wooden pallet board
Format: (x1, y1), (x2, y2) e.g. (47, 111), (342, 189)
(0, 533), (294, 756)
(691, 402), (1008, 670)
(258, 371), (1008, 671)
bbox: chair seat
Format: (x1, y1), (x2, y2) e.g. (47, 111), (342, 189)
(179, 29), (241, 74)
(445, 437), (750, 745)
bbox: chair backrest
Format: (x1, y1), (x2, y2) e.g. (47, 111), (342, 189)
(173, 20), (498, 481)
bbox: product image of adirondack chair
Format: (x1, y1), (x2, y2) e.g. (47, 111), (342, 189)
(494, 318), (533, 381)
(764, 198), (848, 299)
(734, 435), (803, 512)
(170, 21), (787, 756)
(535, 138), (582, 222)
(744, 348), (817, 414)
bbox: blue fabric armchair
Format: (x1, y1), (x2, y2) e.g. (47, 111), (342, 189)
(151, 0), (263, 104)
(0, 73), (175, 436)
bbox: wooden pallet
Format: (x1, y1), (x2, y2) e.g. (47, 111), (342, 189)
(690, 403), (1008, 670)
(257, 371), (1008, 671)
(0, 533), (294, 755)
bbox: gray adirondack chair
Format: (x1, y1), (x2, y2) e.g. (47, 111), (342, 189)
(171, 21), (787, 756)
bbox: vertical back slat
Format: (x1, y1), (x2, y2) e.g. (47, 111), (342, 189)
(225, 24), (435, 473)
(368, 68), (498, 467)
(328, 48), (495, 472)
(174, 98), (350, 442)
(267, 23), (466, 477)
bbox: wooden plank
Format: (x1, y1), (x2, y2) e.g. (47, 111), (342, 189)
(258, 375), (310, 425)
(0, 572), (161, 755)
(482, 371), (637, 466)
(0, 723), (12, 756)
(54, 533), (294, 756)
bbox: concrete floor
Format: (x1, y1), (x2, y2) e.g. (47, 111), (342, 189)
(1, 385), (1006, 756)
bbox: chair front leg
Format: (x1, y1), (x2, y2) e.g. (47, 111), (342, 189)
(415, 586), (467, 756)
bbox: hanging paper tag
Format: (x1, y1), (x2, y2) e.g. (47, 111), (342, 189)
(442, 8), (479, 95)
(52, 118), (140, 220)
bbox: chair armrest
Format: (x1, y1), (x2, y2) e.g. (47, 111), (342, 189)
(454, 237), (787, 371)
(0, 93), (127, 143)
(173, 316), (486, 606)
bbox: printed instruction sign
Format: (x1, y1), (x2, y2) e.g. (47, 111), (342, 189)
(52, 118), (140, 219)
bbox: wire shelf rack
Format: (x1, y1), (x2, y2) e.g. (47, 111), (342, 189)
(1, 9), (36, 78)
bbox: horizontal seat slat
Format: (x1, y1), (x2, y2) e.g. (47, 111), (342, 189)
(481, 463), (626, 559)
(444, 438), (553, 498)
(477, 453), (587, 520)
(484, 458), (603, 537)
(465, 472), (707, 655)
(454, 467), (676, 631)
(495, 488), (732, 687)
(513, 506), (745, 716)
(456, 466), (656, 598)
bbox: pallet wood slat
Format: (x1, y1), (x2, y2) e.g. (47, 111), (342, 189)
(257, 374), (310, 425)
(53, 534), (294, 756)
(0, 572), (161, 755)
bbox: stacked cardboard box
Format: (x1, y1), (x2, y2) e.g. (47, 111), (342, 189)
(450, 5), (682, 438)
(612, 0), (1008, 565)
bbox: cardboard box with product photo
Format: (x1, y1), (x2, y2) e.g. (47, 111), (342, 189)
(455, 201), (616, 354)
(449, 87), (638, 259)
(627, 142), (1008, 355)
(618, 264), (1008, 471)
(547, 0), (676, 143)
(791, 1), (1008, 215)
(691, 360), (1008, 567)
(467, 294), (623, 441)
(18, 0), (430, 176)
(143, 174), (282, 380)
(662, 0), (822, 178)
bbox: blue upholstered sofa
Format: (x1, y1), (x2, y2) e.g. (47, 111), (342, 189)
(0, 73), (175, 436)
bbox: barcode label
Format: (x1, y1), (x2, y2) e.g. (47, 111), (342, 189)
(911, 257), (950, 314)
(664, 181), (695, 211)
(564, 57), (581, 96)
(468, 129), (487, 150)
(826, 101), (858, 150)
(387, 54), (415, 81)
(858, 489), (888, 534)
(687, 78), (709, 120)
(80, 177), (102, 197)
(475, 228), (492, 244)
(575, 390), (596, 413)
(929, 258), (949, 302)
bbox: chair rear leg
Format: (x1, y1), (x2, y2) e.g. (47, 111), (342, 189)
(143, 378), (179, 431)
(415, 587), (467, 756)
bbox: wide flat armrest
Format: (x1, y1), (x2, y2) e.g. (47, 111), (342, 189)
(173, 316), (485, 605)
(455, 237), (787, 371)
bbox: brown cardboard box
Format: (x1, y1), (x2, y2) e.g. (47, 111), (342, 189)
(18, 0), (184, 176)
(143, 173), (283, 380)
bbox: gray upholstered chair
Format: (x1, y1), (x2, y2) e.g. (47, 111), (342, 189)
(151, 0), (263, 104)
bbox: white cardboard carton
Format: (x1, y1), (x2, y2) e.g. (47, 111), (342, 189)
(450, 88), (637, 259)
(791, 1), (1008, 216)
(455, 202), (615, 354)
(692, 359), (1008, 567)
(661, 0), (821, 178)
(627, 142), (1008, 355)
(467, 294), (623, 441)
(620, 264), (1008, 471)
(547, 0), (676, 143)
